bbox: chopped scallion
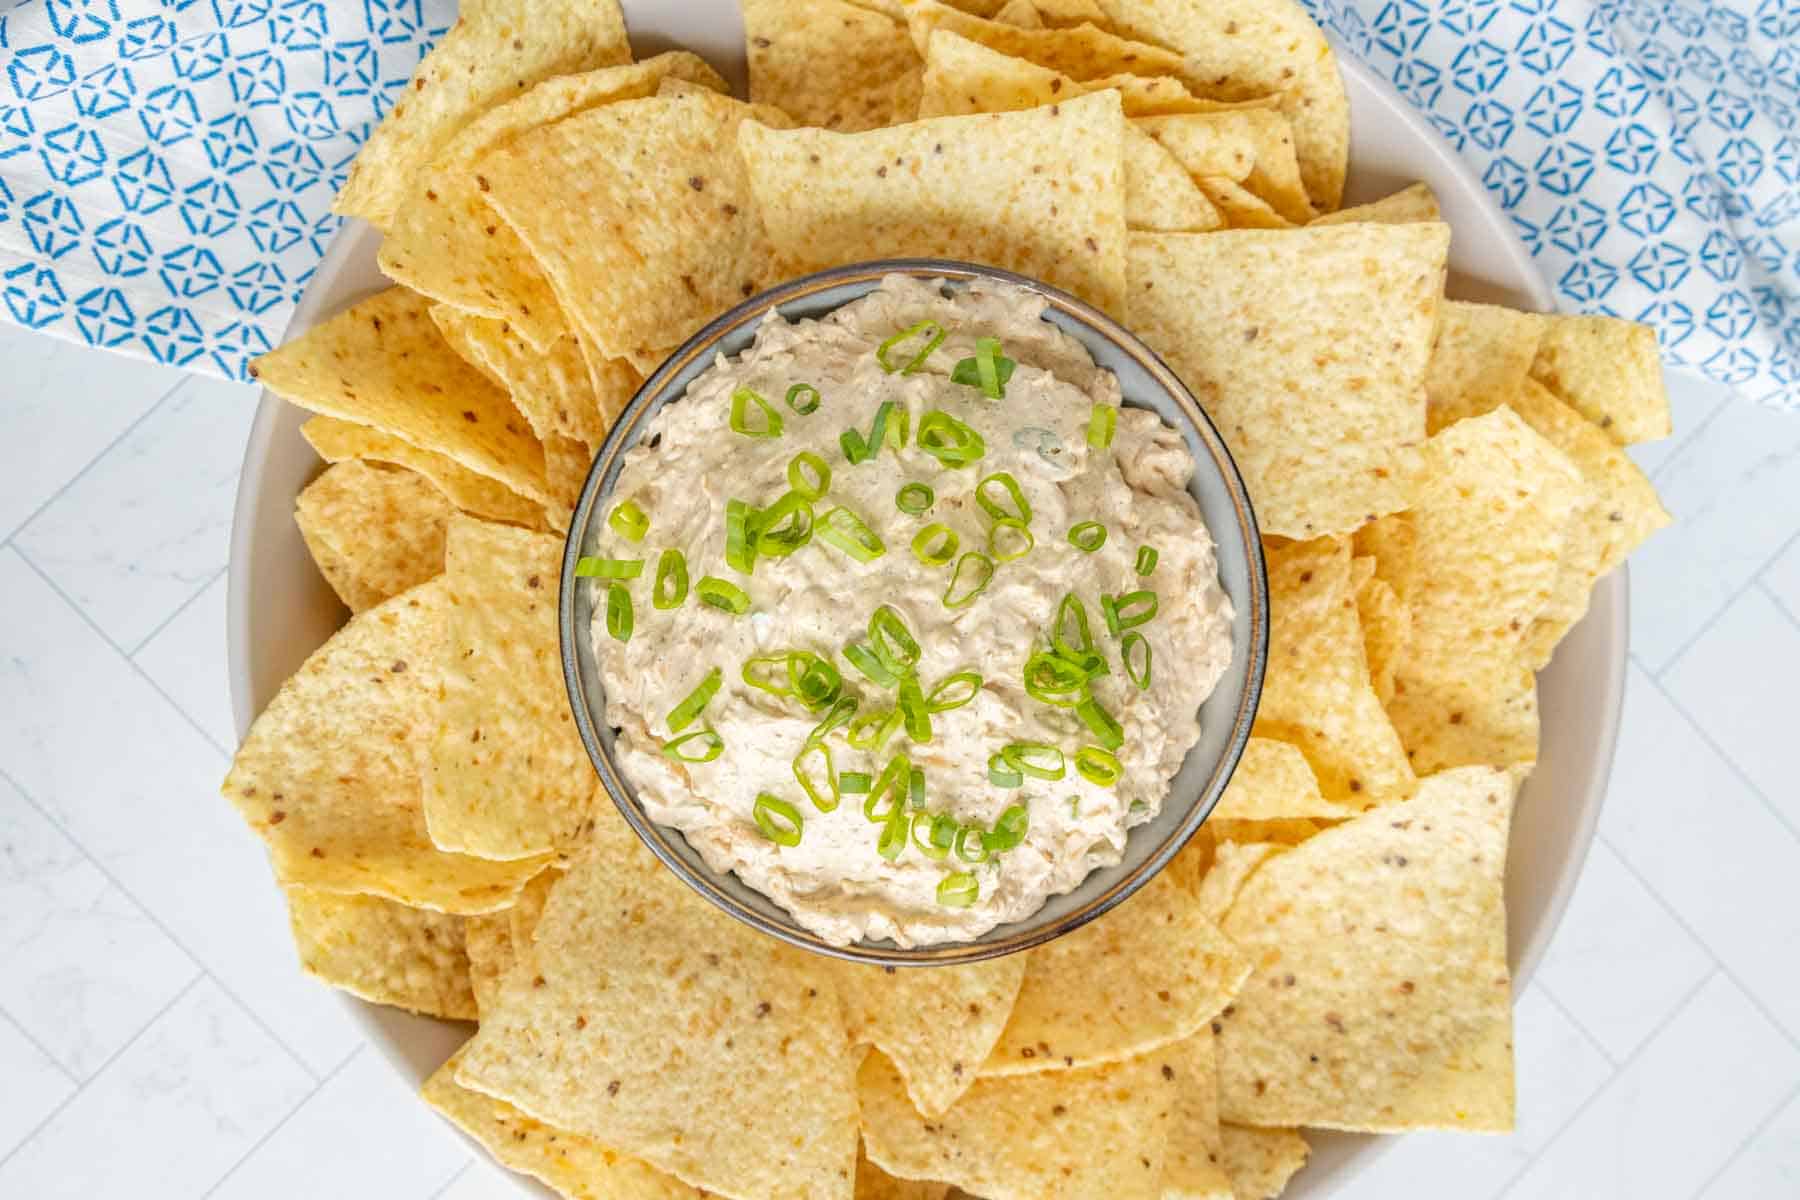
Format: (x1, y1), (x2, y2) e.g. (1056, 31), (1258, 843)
(898, 674), (931, 743)
(1002, 743), (1064, 781)
(1121, 632), (1152, 690)
(793, 743), (840, 813)
(609, 499), (649, 542)
(753, 792), (803, 846)
(937, 871), (979, 907)
(1067, 521), (1106, 553)
(1102, 590), (1159, 635)
(787, 452), (831, 500)
(1023, 650), (1089, 708)
(925, 671), (981, 712)
(696, 575), (750, 614)
(868, 606), (921, 675)
(1076, 695), (1124, 751)
(974, 471), (1031, 525)
(916, 410), (986, 467)
(912, 523), (959, 567)
(809, 695), (858, 743)
(1135, 544), (1159, 576)
(843, 642), (899, 688)
(653, 548), (688, 609)
(663, 727), (723, 762)
(840, 771), (872, 794)
(876, 809), (909, 860)
(987, 752), (1023, 789)
(984, 803), (1029, 852)
(725, 498), (758, 574)
(785, 382), (821, 415)
(817, 506), (886, 563)
(666, 667), (721, 732)
(729, 387), (783, 438)
(988, 518), (1033, 562)
(942, 551), (994, 609)
(606, 584), (633, 642)
(1074, 745), (1122, 787)
(876, 320), (945, 375)
(1087, 403), (1117, 449)
(575, 556), (642, 579)
(895, 482), (935, 515)
(953, 826), (990, 863)
(951, 342), (1017, 396)
(755, 491), (814, 557)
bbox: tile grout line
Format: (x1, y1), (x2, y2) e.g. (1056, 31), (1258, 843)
(428, 1160), (475, 1200)
(1645, 391), (1730, 489)
(1492, 967), (1722, 1200)
(1751, 576), (1800, 644)
(1528, 977), (1630, 1070)
(1686, 1078), (1800, 1199)
(0, 762), (325, 1085)
(0, 974), (205, 1177)
(0, 1003), (83, 1090)
(1647, 523), (1800, 680)
(125, 560), (230, 659)
(196, 1044), (367, 1199)
(1643, 665), (1800, 851)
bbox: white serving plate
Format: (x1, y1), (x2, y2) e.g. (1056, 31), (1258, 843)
(227, 3), (1627, 1194)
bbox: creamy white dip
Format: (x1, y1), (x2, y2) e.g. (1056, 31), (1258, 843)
(591, 276), (1232, 947)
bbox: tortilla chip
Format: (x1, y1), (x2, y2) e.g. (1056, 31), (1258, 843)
(1196, 177), (1292, 228)
(1207, 818), (1327, 845)
(1218, 1126), (1309, 1200)
(856, 1150), (949, 1200)
(1093, 0), (1350, 211)
(335, 0), (631, 228)
(746, 0), (924, 131)
(1214, 766), (1519, 1132)
(1031, 0), (1111, 24)
(1355, 568), (1410, 706)
(1126, 224), (1448, 539)
(903, 0), (1185, 79)
(1425, 300), (1546, 434)
(1142, 112), (1310, 222)
(425, 1046), (708, 1200)
(1213, 738), (1358, 822)
(301, 416), (545, 529)
(286, 888), (476, 1019)
(430, 306), (626, 451)
(741, 90), (1128, 314)
(478, 90), (783, 367)
(1162, 1030), (1235, 1200)
(916, 27), (1207, 118)
(992, 0), (1044, 24)
(425, 517), (593, 860)
(1123, 125), (1224, 231)
(541, 433), (592, 535)
(1253, 537), (1414, 804)
(1526, 314), (1671, 444)
(253, 289), (547, 503)
(826, 955), (1027, 1116)
(1384, 408), (1593, 772)
(294, 460), (449, 614)
(223, 580), (549, 913)
(455, 818), (860, 1200)
(1195, 841), (1285, 925)
(297, 521), (379, 614)
(1311, 181), (1441, 226)
(379, 56), (728, 353)
(464, 911), (511, 1017)
(859, 1049), (1179, 1200)
(982, 870), (1250, 1074)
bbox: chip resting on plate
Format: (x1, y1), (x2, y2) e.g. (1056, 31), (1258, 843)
(916, 27), (1215, 120)
(1423, 300), (1546, 434)
(223, 580), (550, 912)
(1161, 1029), (1236, 1200)
(739, 89), (1128, 314)
(1526, 313), (1672, 444)
(334, 0), (631, 228)
(1214, 766), (1521, 1132)
(858, 1048), (1179, 1200)
(1126, 223), (1449, 538)
(1138, 111), (1312, 224)
(295, 460), (450, 613)
(1211, 737), (1359, 823)
(745, 0), (923, 132)
(1219, 1125), (1310, 1200)
(825, 953), (1027, 1117)
(1354, 563), (1410, 706)
(430, 306), (631, 451)
(1194, 841), (1287, 925)
(855, 1150), (949, 1200)
(285, 888), (476, 1020)
(1310, 181), (1442, 226)
(902, 0), (1185, 79)
(982, 869), (1250, 1074)
(300, 416), (545, 529)
(425, 516), (593, 860)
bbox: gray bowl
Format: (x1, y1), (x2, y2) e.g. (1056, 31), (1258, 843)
(559, 259), (1267, 964)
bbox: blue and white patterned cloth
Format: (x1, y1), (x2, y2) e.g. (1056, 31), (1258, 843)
(1, 0), (1796, 406)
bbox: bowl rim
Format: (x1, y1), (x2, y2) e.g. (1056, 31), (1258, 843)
(558, 256), (1270, 965)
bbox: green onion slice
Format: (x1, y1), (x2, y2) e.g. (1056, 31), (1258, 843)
(984, 803), (1029, 852)
(988, 518), (1033, 562)
(876, 809), (909, 861)
(840, 771), (872, 794)
(787, 452), (831, 501)
(742, 653), (794, 697)
(916, 410), (986, 467)
(666, 667), (721, 732)
(1135, 545), (1159, 576)
(609, 499), (649, 542)
(1102, 589), (1159, 635)
(664, 727), (723, 763)
(911, 811), (957, 860)
(606, 584), (633, 642)
(809, 695), (858, 744)
(793, 743), (840, 813)
(755, 491), (814, 558)
(865, 753), (912, 822)
(1067, 521), (1107, 553)
(895, 482), (934, 515)
(840, 427), (871, 465)
(1121, 632), (1152, 691)
(937, 871), (979, 907)
(877, 320), (945, 375)
(1076, 694), (1125, 751)
(817, 506), (886, 563)
(925, 671), (981, 712)
(843, 642), (899, 688)
(1023, 650), (1089, 708)
(575, 556), (642, 579)
(912, 523), (959, 567)
(868, 606), (921, 675)
(897, 674), (932, 743)
(1087, 402), (1117, 449)
(1002, 742), (1065, 781)
(975, 471), (1032, 525)
(951, 341), (1016, 397)
(847, 706), (903, 753)
(725, 499), (758, 574)
(976, 336), (1004, 399)
(785, 382), (821, 415)
(696, 575), (750, 614)
(730, 387), (783, 438)
(942, 552), (995, 609)
(653, 548), (688, 609)
(1053, 593), (1095, 661)
(789, 653), (842, 711)
(987, 752), (1023, 788)
(1075, 745), (1122, 787)
(753, 792), (803, 846)
(908, 766), (926, 810)
(953, 826), (991, 864)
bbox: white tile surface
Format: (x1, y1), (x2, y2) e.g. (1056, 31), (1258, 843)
(1626, 367), (1724, 480)
(13, 376), (257, 652)
(133, 569), (235, 754)
(0, 1012), (76, 1162)
(0, 776), (197, 1080)
(1701, 1086), (1800, 1200)
(436, 1162), (528, 1200)
(1757, 536), (1800, 627)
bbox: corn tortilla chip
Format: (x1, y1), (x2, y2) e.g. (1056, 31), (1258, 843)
(1526, 314), (1671, 444)
(379, 55), (727, 352)
(740, 90), (1128, 314)
(301, 416), (544, 529)
(1311, 181), (1441, 226)
(1219, 1126), (1309, 1200)
(1208, 818), (1327, 845)
(1213, 737), (1358, 822)
(993, 0), (1045, 24)
(856, 1150), (949, 1200)
(1425, 300), (1546, 434)
(826, 954), (1027, 1116)
(1124, 124), (1224, 231)
(746, 0), (924, 131)
(1162, 1030), (1235, 1200)
(1195, 840), (1285, 924)
(917, 27), (1209, 119)
(1215, 766), (1519, 1132)
(286, 888), (476, 1019)
(429, 307), (597, 445)
(541, 433), (593, 535)
(294, 460), (450, 614)
(335, 0), (630, 228)
(455, 816), (860, 1200)
(1197, 177), (1293, 228)
(1137, 113), (1255, 182)
(1355, 567), (1410, 706)
(253, 288), (547, 504)
(297, 520), (378, 614)
(1126, 224), (1448, 538)
(425, 1046), (709, 1200)
(223, 580), (549, 912)
(903, 0), (1185, 79)
(478, 90), (783, 366)
(982, 870), (1249, 1074)
(1253, 537), (1414, 804)
(464, 910), (511, 1017)
(859, 1049), (1179, 1200)
(425, 517), (593, 860)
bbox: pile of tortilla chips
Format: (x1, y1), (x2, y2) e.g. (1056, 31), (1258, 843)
(226, 1), (1673, 1197)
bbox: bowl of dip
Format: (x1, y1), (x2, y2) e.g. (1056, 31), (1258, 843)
(560, 259), (1266, 964)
